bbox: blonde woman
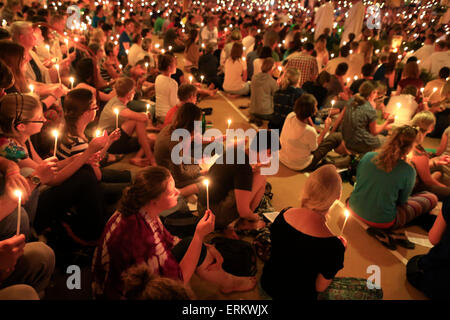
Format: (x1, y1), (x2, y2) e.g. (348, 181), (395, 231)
(268, 67), (304, 131)
(260, 165), (347, 299)
(349, 125), (438, 229)
(410, 111), (450, 200)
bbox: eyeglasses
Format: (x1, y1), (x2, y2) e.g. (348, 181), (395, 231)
(20, 120), (45, 124)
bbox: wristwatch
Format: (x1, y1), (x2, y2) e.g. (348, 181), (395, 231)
(20, 167), (41, 186)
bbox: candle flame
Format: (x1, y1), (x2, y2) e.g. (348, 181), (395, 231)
(52, 129), (59, 138)
(114, 108), (119, 115)
(344, 209), (350, 218)
(14, 189), (22, 198)
(203, 179), (209, 187)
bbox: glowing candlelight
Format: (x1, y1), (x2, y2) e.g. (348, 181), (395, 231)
(329, 100), (335, 117)
(227, 119), (231, 129)
(95, 129), (102, 137)
(45, 44), (50, 55)
(200, 75), (204, 84)
(189, 75), (193, 84)
(29, 84), (34, 94)
(420, 87), (424, 94)
(64, 38), (69, 57)
(114, 108), (119, 129)
(168, 45), (172, 51)
(14, 190), (22, 235)
(69, 76), (74, 89)
(340, 209), (350, 236)
(145, 62), (149, 69)
(396, 102), (401, 109)
(433, 87), (438, 94)
(55, 64), (61, 83)
(52, 130), (59, 157)
(146, 103), (150, 115)
(203, 179), (210, 211)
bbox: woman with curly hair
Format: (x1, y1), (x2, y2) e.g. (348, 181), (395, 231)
(348, 125), (438, 229)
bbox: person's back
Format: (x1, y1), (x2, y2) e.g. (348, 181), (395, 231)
(342, 99), (379, 153)
(349, 152), (416, 225)
(269, 86), (304, 131)
(155, 74), (179, 119)
(260, 210), (344, 299)
(223, 58), (245, 92)
(198, 53), (218, 78)
(250, 63), (277, 117)
(279, 112), (317, 170)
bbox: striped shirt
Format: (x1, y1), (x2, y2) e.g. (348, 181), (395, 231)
(56, 134), (88, 160)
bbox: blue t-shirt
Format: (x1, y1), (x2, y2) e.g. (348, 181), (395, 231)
(349, 152), (416, 224)
(118, 31), (132, 57)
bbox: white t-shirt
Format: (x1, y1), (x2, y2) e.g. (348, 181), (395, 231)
(253, 58), (263, 75)
(279, 112), (318, 171)
(242, 35), (255, 55)
(155, 74), (179, 119)
(98, 96), (127, 132)
(127, 43), (150, 67)
(223, 58), (247, 92)
(421, 51), (450, 78)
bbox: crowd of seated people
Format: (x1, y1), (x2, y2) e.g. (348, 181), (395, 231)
(0, 0), (450, 302)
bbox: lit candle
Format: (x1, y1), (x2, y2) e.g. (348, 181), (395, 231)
(168, 45), (172, 51)
(95, 129), (102, 137)
(29, 84), (34, 94)
(189, 75), (193, 84)
(397, 102), (401, 109)
(14, 190), (22, 235)
(161, 49), (165, 54)
(52, 129), (59, 157)
(346, 77), (350, 85)
(433, 87), (438, 94)
(45, 44), (50, 56)
(64, 38), (69, 57)
(69, 76), (74, 89)
(203, 179), (210, 211)
(55, 64), (61, 84)
(145, 62), (149, 69)
(114, 108), (119, 129)
(340, 209), (350, 237)
(329, 100), (335, 117)
(146, 103), (150, 115)
(420, 87), (424, 94)
(200, 75), (204, 84)
(227, 119), (231, 129)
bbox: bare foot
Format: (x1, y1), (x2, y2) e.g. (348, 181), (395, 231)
(129, 158), (150, 167)
(221, 276), (257, 294)
(208, 89), (218, 96)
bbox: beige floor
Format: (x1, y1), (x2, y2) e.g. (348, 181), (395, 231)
(108, 40), (442, 300)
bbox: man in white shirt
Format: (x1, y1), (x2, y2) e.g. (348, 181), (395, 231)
(421, 41), (450, 78)
(314, 0), (334, 40)
(340, 0), (365, 46)
(325, 45), (351, 75)
(242, 26), (257, 56)
(403, 34), (436, 64)
(200, 16), (218, 49)
(155, 55), (179, 120)
(424, 67), (450, 104)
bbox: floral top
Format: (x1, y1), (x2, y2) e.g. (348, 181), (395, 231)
(0, 136), (28, 162)
(92, 210), (182, 300)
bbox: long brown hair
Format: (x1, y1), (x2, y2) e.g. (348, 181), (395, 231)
(118, 167), (171, 217)
(373, 125), (418, 172)
(349, 81), (376, 110)
(230, 42), (243, 62)
(63, 88), (94, 138)
(0, 40), (27, 93)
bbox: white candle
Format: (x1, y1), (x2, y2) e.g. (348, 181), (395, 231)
(340, 209), (350, 237)
(329, 100), (335, 117)
(227, 119), (231, 129)
(55, 64), (61, 84)
(146, 103), (150, 115)
(29, 84), (34, 94)
(69, 76), (74, 89)
(200, 75), (204, 84)
(15, 190), (22, 235)
(114, 108), (119, 129)
(203, 179), (210, 211)
(189, 75), (193, 84)
(65, 38), (69, 57)
(52, 130), (59, 157)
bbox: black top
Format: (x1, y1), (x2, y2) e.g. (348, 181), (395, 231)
(260, 208), (345, 300)
(198, 53), (219, 79)
(208, 148), (253, 204)
(163, 28), (178, 48)
(268, 86), (304, 131)
(302, 81), (328, 109)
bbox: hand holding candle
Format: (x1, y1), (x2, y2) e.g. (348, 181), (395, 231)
(69, 76), (74, 89)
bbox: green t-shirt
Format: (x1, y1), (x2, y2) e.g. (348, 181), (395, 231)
(154, 17), (165, 33)
(349, 152), (416, 224)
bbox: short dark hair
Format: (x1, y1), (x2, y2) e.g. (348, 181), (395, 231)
(362, 63), (375, 77)
(303, 42), (314, 52)
(0, 28), (10, 41)
(439, 67), (450, 79)
(158, 54), (175, 72)
(294, 94), (317, 121)
(336, 62), (348, 76)
(170, 102), (202, 133)
(340, 45), (350, 57)
(177, 84), (197, 102)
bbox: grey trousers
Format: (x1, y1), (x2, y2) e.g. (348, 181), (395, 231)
(0, 242), (55, 299)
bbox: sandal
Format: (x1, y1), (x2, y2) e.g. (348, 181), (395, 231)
(366, 227), (397, 250)
(100, 153), (125, 167)
(386, 231), (415, 249)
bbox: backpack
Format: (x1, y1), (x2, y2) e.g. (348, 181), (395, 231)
(210, 237), (257, 277)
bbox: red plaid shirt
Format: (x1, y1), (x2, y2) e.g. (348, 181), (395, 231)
(285, 52), (319, 87)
